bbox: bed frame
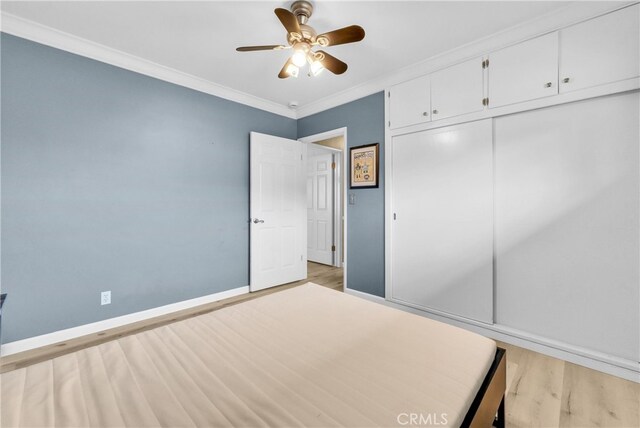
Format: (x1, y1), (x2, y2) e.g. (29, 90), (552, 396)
(461, 347), (506, 428)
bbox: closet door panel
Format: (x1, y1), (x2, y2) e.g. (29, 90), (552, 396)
(391, 120), (493, 323)
(495, 92), (639, 361)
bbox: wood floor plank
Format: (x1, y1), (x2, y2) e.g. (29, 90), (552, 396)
(505, 361), (520, 395)
(505, 347), (564, 428)
(560, 361), (640, 428)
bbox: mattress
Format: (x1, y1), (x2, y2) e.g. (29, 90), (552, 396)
(1, 283), (496, 427)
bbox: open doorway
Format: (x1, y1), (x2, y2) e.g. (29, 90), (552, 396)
(299, 128), (347, 290)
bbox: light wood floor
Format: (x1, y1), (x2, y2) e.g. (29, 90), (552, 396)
(498, 340), (639, 428)
(1, 262), (638, 427)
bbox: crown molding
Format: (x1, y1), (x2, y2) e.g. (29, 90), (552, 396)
(1, 2), (636, 121)
(295, 1), (637, 119)
(0, 12), (297, 119)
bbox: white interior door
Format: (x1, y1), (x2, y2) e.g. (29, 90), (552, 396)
(250, 132), (306, 292)
(307, 146), (334, 265)
(391, 119), (494, 323)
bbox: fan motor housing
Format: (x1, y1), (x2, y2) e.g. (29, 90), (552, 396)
(288, 24), (317, 45)
(291, 1), (314, 24)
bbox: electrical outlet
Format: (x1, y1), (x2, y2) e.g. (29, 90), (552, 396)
(101, 291), (111, 305)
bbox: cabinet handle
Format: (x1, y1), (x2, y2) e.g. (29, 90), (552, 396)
(432, 109), (438, 114)
(562, 77), (570, 83)
(544, 82), (553, 88)
(422, 111), (428, 116)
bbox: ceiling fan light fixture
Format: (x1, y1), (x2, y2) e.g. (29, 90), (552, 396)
(310, 60), (324, 76)
(285, 63), (300, 78)
(291, 42), (310, 67)
(236, 1), (365, 79)
(292, 51), (307, 67)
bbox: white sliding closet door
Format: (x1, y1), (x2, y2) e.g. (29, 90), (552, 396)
(391, 120), (493, 323)
(495, 92), (639, 361)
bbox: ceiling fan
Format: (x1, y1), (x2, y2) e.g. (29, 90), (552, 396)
(236, 1), (365, 79)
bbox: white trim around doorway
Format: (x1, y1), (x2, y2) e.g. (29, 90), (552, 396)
(298, 128), (348, 291)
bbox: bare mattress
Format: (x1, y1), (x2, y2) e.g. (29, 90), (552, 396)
(1, 283), (496, 427)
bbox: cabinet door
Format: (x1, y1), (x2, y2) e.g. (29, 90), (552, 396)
(389, 75), (430, 130)
(488, 32), (558, 108)
(431, 57), (485, 120)
(559, 4), (639, 93)
(391, 120), (494, 324)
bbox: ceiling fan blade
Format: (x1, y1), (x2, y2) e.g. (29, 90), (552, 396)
(317, 25), (365, 47)
(317, 50), (348, 75)
(278, 58), (294, 79)
(236, 45), (287, 52)
(274, 8), (302, 37)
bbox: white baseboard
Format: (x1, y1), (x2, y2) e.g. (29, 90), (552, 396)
(394, 301), (640, 383)
(0, 286), (249, 357)
(346, 290), (640, 383)
(344, 287), (386, 304)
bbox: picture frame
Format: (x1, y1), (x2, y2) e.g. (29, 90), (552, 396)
(350, 143), (379, 189)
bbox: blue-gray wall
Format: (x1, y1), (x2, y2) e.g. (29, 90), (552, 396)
(0, 34), (297, 343)
(297, 93), (386, 297)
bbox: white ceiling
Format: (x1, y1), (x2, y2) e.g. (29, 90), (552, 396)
(1, 1), (611, 111)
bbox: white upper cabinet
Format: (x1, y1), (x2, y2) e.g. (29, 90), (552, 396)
(430, 57), (485, 121)
(559, 4), (639, 93)
(389, 75), (430, 130)
(488, 32), (559, 108)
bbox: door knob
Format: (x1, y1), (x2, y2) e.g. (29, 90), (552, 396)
(252, 218), (264, 224)
(422, 111), (428, 116)
(562, 77), (570, 83)
(544, 82), (553, 88)
(432, 109), (438, 114)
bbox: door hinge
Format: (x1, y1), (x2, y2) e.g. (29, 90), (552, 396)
(331, 162), (336, 170)
(482, 59), (489, 69)
(388, 91), (391, 98)
(482, 97), (489, 106)
(331, 245), (336, 252)
(388, 121), (391, 127)
(301, 154), (303, 160)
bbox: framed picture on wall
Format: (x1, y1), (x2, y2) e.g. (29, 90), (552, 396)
(350, 143), (379, 189)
